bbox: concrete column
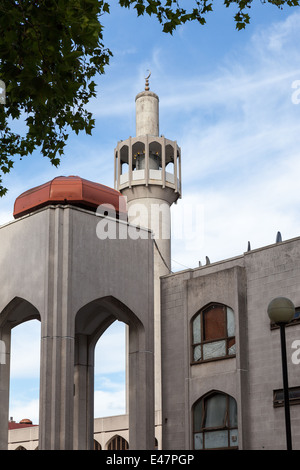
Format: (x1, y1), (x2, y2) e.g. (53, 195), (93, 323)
(128, 326), (154, 449)
(73, 334), (94, 450)
(39, 336), (75, 449)
(114, 148), (117, 188)
(128, 137), (132, 188)
(162, 137), (166, 188)
(117, 142), (121, 189)
(174, 141), (178, 193)
(135, 91), (159, 137)
(39, 207), (75, 450)
(0, 326), (10, 450)
(145, 135), (149, 187)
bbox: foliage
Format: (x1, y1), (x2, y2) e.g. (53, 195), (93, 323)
(0, 0), (299, 196)
(0, 0), (111, 196)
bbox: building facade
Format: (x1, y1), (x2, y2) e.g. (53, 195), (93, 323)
(161, 237), (300, 450)
(4, 79), (300, 450)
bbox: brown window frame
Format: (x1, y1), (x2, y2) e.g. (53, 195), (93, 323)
(191, 303), (236, 365)
(192, 391), (238, 450)
(273, 386), (300, 408)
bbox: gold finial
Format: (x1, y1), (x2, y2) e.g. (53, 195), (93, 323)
(145, 70), (151, 91)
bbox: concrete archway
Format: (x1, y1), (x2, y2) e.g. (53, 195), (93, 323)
(0, 203), (154, 450)
(0, 297), (41, 450)
(73, 296), (154, 450)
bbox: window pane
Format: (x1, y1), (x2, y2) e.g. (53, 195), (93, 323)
(275, 390), (284, 401)
(193, 345), (202, 362)
(230, 429), (238, 447)
(203, 306), (226, 341)
(193, 401), (203, 432)
(227, 307), (235, 337)
(204, 394), (227, 428)
(204, 430), (228, 449)
(289, 388), (300, 400)
(203, 340), (226, 360)
(193, 314), (201, 344)
(194, 433), (203, 449)
(229, 396), (238, 427)
(228, 338), (236, 355)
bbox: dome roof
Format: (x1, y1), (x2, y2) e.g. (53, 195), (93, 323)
(19, 418), (32, 425)
(13, 176), (127, 219)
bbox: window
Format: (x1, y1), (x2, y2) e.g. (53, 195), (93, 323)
(107, 435), (129, 450)
(193, 392), (238, 450)
(273, 386), (300, 407)
(191, 304), (235, 363)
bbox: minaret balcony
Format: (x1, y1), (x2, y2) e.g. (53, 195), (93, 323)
(118, 168), (180, 192)
(114, 135), (182, 197)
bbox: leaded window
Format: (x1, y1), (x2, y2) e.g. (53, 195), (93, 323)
(192, 304), (235, 363)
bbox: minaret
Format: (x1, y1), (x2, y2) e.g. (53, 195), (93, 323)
(114, 73), (182, 447)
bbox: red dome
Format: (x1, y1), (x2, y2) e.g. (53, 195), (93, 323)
(19, 418), (32, 425)
(13, 176), (127, 219)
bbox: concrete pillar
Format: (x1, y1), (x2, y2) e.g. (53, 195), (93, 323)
(128, 325), (155, 450)
(39, 207), (75, 450)
(39, 335), (75, 449)
(73, 334), (94, 450)
(0, 326), (10, 450)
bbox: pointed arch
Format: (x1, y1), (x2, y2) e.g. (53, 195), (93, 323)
(192, 390), (238, 450)
(106, 434), (129, 450)
(0, 297), (41, 450)
(73, 295), (153, 451)
(0, 296), (40, 329)
(94, 439), (101, 450)
(75, 295), (144, 346)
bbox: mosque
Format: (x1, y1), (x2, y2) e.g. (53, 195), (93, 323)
(1, 77), (300, 450)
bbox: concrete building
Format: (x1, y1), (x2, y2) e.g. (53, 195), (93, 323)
(3, 77), (300, 450)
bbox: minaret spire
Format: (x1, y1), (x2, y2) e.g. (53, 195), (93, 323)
(145, 70), (151, 91)
(135, 73), (159, 137)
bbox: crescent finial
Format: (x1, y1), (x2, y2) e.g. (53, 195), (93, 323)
(144, 70), (151, 91)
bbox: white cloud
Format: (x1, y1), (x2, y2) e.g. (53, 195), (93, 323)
(167, 11), (300, 268)
(94, 388), (126, 418)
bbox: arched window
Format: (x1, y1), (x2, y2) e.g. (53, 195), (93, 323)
(191, 303), (235, 363)
(107, 435), (129, 450)
(94, 439), (102, 450)
(193, 392), (238, 450)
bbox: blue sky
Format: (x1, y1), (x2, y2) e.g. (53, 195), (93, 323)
(3, 3), (300, 424)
